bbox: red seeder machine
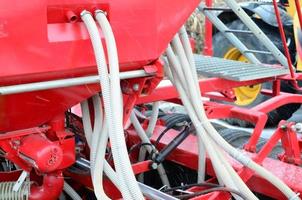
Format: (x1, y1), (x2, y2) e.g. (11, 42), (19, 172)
(2, 0), (302, 199)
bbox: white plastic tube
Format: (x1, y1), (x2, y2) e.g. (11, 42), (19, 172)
(81, 95), (122, 199)
(137, 147), (148, 182)
(92, 122), (110, 200)
(166, 62), (245, 200)
(63, 181), (82, 200)
(81, 96), (111, 200)
(146, 102), (160, 137)
(166, 30), (299, 200)
(166, 45), (207, 183)
(174, 31), (299, 200)
(89, 95), (103, 170)
(80, 101), (92, 147)
(81, 11), (138, 200)
(167, 32), (258, 199)
(95, 10), (144, 199)
(173, 29), (261, 198)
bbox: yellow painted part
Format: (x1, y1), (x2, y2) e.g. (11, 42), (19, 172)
(287, 0), (302, 18)
(292, 4), (302, 70)
(224, 48), (261, 106)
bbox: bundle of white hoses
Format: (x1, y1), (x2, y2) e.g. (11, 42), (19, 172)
(164, 26), (300, 200)
(81, 10), (144, 200)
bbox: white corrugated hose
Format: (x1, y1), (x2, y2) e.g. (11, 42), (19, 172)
(164, 25), (300, 200)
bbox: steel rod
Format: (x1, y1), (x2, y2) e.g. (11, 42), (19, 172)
(0, 70), (153, 95)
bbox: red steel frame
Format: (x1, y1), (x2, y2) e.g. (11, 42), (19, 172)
(49, 1), (302, 199)
(131, 70), (302, 199)
(65, 72), (302, 199)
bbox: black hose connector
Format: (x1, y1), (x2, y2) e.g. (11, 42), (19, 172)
(154, 125), (191, 164)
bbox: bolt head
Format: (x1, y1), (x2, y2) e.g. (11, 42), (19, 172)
(150, 162), (158, 170)
(133, 84), (139, 91)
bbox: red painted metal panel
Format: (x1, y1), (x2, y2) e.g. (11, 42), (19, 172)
(0, 0), (199, 82)
(0, 0), (199, 132)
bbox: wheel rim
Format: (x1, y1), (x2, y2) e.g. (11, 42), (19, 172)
(224, 48), (261, 106)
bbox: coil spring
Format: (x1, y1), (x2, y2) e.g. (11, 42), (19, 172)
(0, 181), (30, 200)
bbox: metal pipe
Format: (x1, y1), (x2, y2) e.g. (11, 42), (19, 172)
(0, 70), (153, 95)
(272, 0), (296, 79)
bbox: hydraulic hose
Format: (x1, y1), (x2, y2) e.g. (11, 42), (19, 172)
(154, 125), (191, 164)
(82, 10), (143, 199)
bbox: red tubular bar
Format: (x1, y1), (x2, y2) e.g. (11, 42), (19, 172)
(137, 77), (274, 104)
(203, 0), (213, 56)
(272, 0), (296, 79)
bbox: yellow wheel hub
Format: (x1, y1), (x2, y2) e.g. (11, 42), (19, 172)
(224, 48), (261, 106)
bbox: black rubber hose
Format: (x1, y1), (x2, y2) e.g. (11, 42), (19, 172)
(154, 126), (190, 164)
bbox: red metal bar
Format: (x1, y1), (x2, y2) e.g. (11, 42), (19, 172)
(256, 127), (283, 162)
(278, 122), (301, 165)
(203, 0), (213, 56)
(132, 160), (152, 175)
(137, 77), (274, 104)
(0, 126), (50, 141)
(241, 112), (268, 152)
(272, 80), (281, 96)
(272, 0), (296, 79)
(252, 93), (302, 113)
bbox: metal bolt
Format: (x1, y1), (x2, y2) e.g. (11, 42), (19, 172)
(150, 162), (158, 170)
(133, 84), (139, 91)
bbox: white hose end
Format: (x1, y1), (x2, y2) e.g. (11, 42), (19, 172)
(95, 9), (107, 16)
(80, 10), (92, 18)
